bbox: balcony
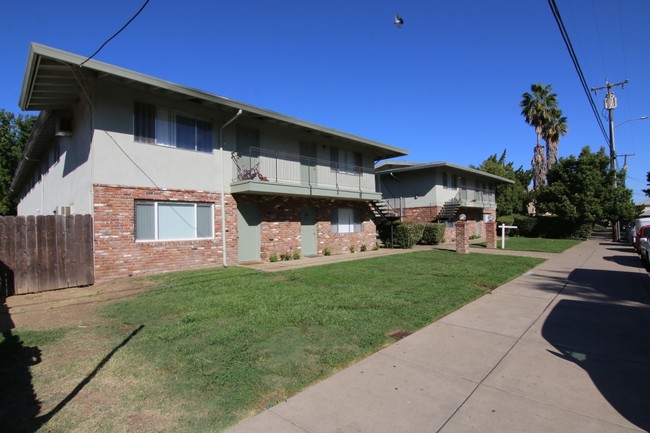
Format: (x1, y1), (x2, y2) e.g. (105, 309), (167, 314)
(458, 185), (497, 208)
(230, 147), (381, 200)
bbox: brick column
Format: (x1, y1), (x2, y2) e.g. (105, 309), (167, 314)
(486, 221), (497, 249)
(455, 221), (469, 254)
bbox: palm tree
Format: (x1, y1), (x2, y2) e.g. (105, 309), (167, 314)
(520, 83), (558, 190)
(543, 108), (568, 174)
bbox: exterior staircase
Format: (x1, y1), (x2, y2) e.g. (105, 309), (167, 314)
(436, 198), (461, 221)
(368, 199), (401, 222)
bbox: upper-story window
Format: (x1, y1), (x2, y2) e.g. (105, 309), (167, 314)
(134, 102), (212, 152)
(330, 147), (362, 175)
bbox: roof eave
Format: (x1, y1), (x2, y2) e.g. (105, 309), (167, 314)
(20, 43), (409, 159)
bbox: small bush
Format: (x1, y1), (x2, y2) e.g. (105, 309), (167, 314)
(292, 250), (301, 260)
(349, 245), (356, 253)
(360, 244), (367, 252)
(373, 242), (380, 250)
(420, 223), (446, 245)
(269, 252), (278, 262)
(469, 233), (480, 240)
(392, 222), (425, 248)
(323, 246), (332, 256)
(572, 223), (593, 240)
(280, 253), (292, 261)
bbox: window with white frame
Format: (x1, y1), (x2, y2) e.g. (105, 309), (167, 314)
(134, 102), (212, 152)
(330, 147), (362, 175)
(331, 207), (362, 233)
(135, 201), (213, 241)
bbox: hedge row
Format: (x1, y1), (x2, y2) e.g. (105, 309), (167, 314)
(379, 222), (446, 248)
(496, 214), (593, 239)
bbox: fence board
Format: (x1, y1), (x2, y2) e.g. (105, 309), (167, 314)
(0, 218), (16, 297)
(55, 216), (67, 289)
(0, 215), (94, 295)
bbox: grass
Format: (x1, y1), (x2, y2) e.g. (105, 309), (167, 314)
(472, 236), (581, 253)
(2, 250), (544, 432)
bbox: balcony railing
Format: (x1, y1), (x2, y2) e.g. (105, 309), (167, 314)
(232, 147), (376, 192)
(458, 185), (496, 206)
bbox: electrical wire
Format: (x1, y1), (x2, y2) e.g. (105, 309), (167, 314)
(547, 0), (609, 145)
(80, 0), (151, 67)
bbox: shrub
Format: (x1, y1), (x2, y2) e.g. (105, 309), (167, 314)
(513, 214), (537, 237)
(420, 223), (446, 245)
(391, 222), (424, 248)
(269, 252), (278, 262)
(349, 245), (356, 253)
(323, 246), (332, 256)
(280, 252), (291, 261)
(292, 250), (301, 260)
(373, 242), (380, 250)
(360, 244), (367, 252)
(572, 223), (593, 240)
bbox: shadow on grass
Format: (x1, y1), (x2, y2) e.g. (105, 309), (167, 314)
(0, 316), (143, 433)
(0, 292), (41, 433)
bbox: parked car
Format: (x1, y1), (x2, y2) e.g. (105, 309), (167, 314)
(639, 231), (650, 269)
(633, 218), (650, 250)
(635, 225), (650, 254)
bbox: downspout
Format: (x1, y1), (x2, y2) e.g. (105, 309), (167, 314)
(218, 109), (243, 267)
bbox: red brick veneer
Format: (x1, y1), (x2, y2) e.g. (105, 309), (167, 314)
(93, 184), (237, 281)
(234, 194), (378, 259)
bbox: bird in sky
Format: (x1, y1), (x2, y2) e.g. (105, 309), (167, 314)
(394, 12), (404, 29)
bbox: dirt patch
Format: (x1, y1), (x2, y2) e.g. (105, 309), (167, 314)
(2, 277), (157, 331)
(387, 328), (412, 341)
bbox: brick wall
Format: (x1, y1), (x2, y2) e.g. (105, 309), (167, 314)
(234, 195), (378, 259)
(402, 206), (441, 223)
(93, 184), (237, 281)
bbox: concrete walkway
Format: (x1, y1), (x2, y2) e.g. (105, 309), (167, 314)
(227, 232), (650, 433)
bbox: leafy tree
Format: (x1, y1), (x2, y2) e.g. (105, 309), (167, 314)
(520, 83), (559, 190)
(542, 107), (568, 173)
(536, 146), (636, 237)
(0, 110), (35, 215)
(473, 150), (531, 216)
(643, 172), (650, 197)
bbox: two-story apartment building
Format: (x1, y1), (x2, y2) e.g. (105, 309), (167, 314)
(376, 161), (513, 239)
(11, 43), (408, 281)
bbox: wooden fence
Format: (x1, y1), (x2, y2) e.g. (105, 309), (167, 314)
(0, 215), (94, 296)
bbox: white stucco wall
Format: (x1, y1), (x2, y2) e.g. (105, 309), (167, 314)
(17, 101), (93, 215)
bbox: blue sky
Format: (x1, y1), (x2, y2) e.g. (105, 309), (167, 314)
(2, 0), (650, 200)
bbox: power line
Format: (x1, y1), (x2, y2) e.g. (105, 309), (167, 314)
(547, 0), (609, 145)
(80, 0), (151, 67)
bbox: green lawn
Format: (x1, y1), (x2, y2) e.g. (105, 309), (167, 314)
(472, 236), (581, 253)
(5, 250), (544, 432)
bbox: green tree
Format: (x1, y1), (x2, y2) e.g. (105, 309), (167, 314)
(642, 172), (650, 197)
(473, 150), (531, 216)
(520, 83), (559, 190)
(542, 107), (568, 173)
(0, 109), (35, 215)
(536, 146), (636, 237)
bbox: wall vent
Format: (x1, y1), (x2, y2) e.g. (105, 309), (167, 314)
(55, 205), (72, 216)
(55, 118), (73, 137)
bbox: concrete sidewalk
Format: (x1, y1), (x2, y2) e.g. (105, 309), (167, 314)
(226, 233), (650, 433)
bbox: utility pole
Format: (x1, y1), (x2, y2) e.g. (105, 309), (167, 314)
(591, 79), (628, 241)
(618, 153), (636, 171)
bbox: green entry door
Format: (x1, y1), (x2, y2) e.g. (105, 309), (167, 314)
(301, 206), (318, 257)
(237, 203), (261, 263)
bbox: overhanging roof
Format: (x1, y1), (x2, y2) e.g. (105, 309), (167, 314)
(375, 161), (515, 184)
(19, 43), (408, 159)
